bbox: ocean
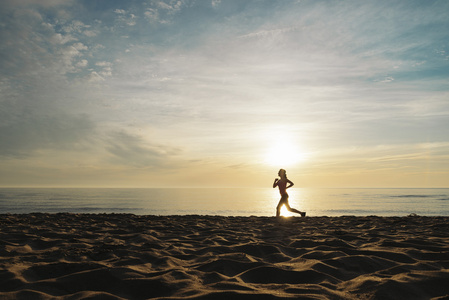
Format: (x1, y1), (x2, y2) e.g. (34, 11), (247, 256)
(1, 188), (449, 217)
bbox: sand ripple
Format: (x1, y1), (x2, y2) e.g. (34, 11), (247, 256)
(1, 214), (449, 299)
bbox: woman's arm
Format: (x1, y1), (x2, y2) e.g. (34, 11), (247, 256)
(273, 178), (279, 188)
(286, 179), (294, 189)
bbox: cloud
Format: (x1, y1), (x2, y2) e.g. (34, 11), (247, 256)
(94, 61), (113, 77)
(0, 6), (92, 81)
(211, 0), (221, 8)
(95, 61), (112, 67)
(238, 26), (300, 40)
(86, 71), (103, 82)
(378, 76), (395, 83)
(76, 59), (88, 68)
(83, 29), (99, 37)
(50, 32), (77, 45)
(143, 0), (185, 24)
(114, 9), (138, 26)
(58, 43), (89, 74)
(63, 20), (90, 34)
(0, 109), (95, 158)
(157, 0), (183, 12)
(144, 9), (159, 23)
(105, 131), (182, 168)
(0, 0), (74, 9)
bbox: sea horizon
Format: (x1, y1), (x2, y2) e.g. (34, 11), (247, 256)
(1, 187), (448, 217)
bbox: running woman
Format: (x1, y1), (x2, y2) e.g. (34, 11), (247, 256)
(273, 169), (306, 217)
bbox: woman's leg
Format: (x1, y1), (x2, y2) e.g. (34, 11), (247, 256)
(284, 201), (305, 216)
(276, 200), (283, 217)
(276, 195), (287, 216)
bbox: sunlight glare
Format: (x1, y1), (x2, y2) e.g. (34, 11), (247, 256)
(280, 205), (292, 217)
(264, 137), (307, 167)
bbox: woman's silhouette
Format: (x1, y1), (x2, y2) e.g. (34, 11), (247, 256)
(273, 169), (306, 217)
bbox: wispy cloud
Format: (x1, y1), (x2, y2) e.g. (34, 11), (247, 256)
(0, 110), (95, 158)
(105, 131), (182, 168)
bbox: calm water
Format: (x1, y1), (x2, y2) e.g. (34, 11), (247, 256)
(0, 188), (448, 217)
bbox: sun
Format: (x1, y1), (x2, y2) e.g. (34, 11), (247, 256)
(264, 139), (307, 167)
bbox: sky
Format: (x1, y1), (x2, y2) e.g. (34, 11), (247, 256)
(0, 0), (448, 188)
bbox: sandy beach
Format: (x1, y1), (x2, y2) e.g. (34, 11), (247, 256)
(1, 214), (449, 299)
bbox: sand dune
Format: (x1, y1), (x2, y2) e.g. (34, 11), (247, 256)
(1, 214), (449, 299)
